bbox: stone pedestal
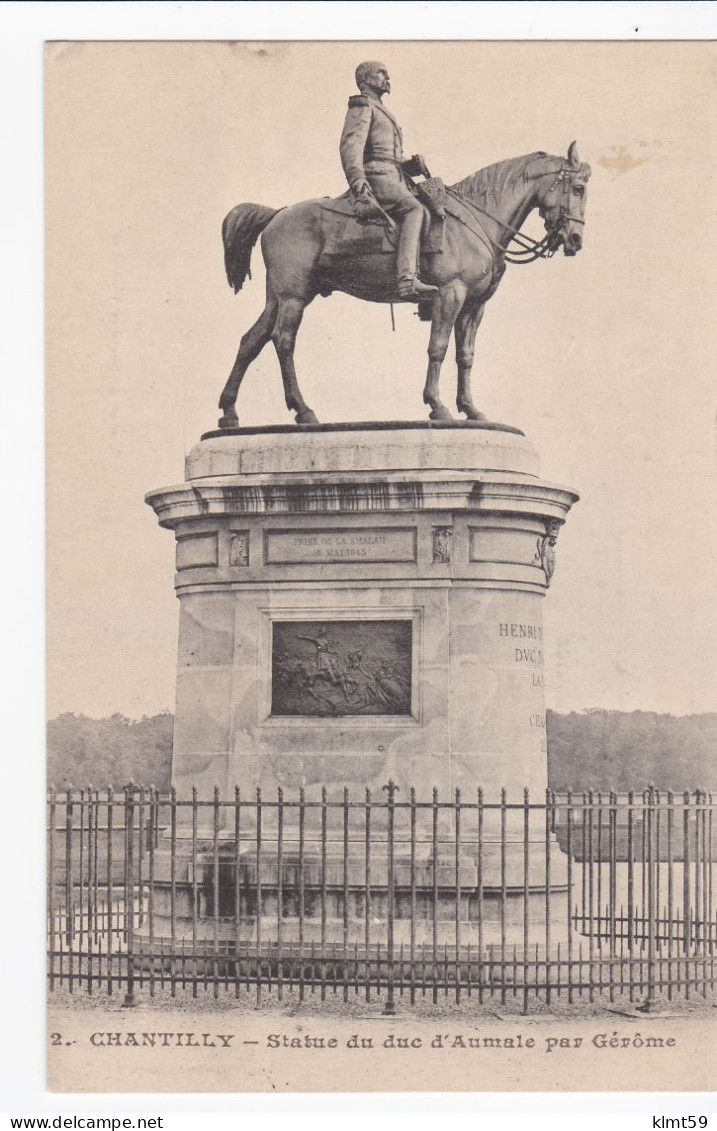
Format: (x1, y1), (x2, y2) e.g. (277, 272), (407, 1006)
(145, 421), (578, 944)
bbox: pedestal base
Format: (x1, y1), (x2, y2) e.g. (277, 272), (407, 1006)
(139, 833), (569, 955)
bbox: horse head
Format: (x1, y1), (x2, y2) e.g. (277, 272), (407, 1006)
(532, 142), (591, 256)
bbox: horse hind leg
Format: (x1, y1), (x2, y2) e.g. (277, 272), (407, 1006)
(272, 295), (319, 425)
(218, 295), (278, 428)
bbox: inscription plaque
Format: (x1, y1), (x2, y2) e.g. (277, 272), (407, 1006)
(265, 527), (417, 565)
(271, 619), (412, 717)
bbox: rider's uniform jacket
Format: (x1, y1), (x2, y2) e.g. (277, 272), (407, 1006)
(339, 94), (406, 195)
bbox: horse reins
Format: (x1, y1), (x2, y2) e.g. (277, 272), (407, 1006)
(448, 164), (585, 265)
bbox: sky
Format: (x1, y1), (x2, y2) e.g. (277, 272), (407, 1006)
(45, 39), (717, 720)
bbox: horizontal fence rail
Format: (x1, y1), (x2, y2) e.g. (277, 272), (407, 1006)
(47, 784), (716, 1012)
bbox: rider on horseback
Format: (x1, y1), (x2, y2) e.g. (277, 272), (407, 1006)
(339, 61), (439, 302)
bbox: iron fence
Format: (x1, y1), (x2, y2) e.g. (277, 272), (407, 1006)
(47, 784), (715, 1012)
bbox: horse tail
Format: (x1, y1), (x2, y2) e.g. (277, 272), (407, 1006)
(222, 203), (279, 294)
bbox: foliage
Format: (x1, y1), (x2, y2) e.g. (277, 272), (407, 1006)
(47, 709), (716, 791)
(47, 712), (173, 791)
(546, 709), (717, 790)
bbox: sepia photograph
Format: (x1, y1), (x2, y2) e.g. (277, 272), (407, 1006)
(40, 33), (716, 1097)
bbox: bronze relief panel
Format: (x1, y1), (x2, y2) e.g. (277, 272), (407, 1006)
(271, 619), (412, 717)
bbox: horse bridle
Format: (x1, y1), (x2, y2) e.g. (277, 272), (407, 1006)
(451, 163), (586, 265)
(536, 166), (586, 248)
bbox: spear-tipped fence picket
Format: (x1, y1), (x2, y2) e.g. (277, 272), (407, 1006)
(46, 784), (715, 1012)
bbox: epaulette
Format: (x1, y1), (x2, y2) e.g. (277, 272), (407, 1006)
(348, 95), (369, 108)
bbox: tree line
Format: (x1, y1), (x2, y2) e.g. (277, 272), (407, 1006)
(546, 709), (716, 791)
(47, 708), (716, 793)
(47, 711), (174, 792)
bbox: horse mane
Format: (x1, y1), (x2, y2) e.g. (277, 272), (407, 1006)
(450, 151), (563, 206)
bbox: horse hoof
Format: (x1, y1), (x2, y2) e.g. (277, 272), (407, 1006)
(459, 407), (488, 422)
(218, 411), (239, 429)
(295, 409), (319, 425)
(428, 405), (454, 422)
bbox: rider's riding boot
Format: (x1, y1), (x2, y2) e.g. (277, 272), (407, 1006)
(395, 205), (439, 300)
(397, 274), (439, 300)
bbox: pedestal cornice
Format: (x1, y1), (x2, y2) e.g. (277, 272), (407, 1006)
(146, 471), (578, 529)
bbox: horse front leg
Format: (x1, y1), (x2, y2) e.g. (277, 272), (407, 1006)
(272, 295), (319, 425)
(455, 298), (487, 421)
(422, 281), (467, 421)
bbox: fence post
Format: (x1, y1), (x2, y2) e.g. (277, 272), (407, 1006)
(342, 786), (350, 1004)
(682, 789), (692, 960)
(477, 787), (484, 1004)
(544, 789), (552, 1008)
(233, 786), (242, 999)
(255, 786), (262, 1009)
(64, 786), (74, 951)
(212, 785), (220, 998)
(277, 785), (285, 1003)
(706, 790), (713, 989)
(106, 786), (114, 995)
(694, 788), (703, 954)
(364, 788), (372, 1003)
(48, 788), (56, 992)
(147, 785), (156, 998)
(191, 787), (198, 998)
(500, 786), (507, 1006)
(522, 787), (530, 1015)
(454, 787), (462, 1004)
(638, 783), (658, 1013)
(566, 787), (574, 1004)
(122, 783), (137, 1008)
(382, 779), (398, 1015)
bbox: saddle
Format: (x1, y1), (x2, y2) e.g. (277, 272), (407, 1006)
(317, 177), (448, 266)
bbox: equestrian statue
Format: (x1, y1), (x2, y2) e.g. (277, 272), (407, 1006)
(218, 60), (591, 428)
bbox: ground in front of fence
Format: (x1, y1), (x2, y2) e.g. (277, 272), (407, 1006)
(47, 979), (716, 1018)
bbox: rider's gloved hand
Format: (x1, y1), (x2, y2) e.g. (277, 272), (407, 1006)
(352, 183), (385, 225)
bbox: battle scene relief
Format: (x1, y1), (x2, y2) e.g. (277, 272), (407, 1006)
(271, 619), (413, 717)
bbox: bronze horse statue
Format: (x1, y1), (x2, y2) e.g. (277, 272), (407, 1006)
(218, 144), (590, 427)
